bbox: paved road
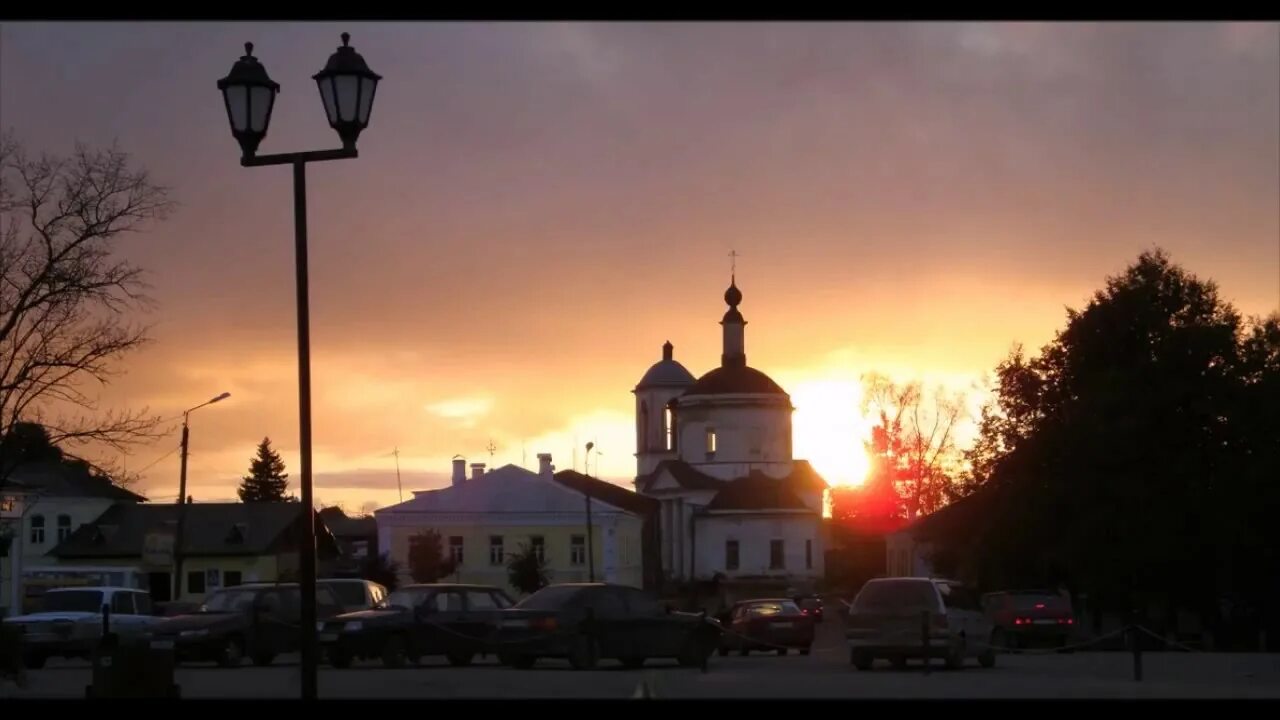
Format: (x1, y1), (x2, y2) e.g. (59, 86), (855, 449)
(5, 617), (1280, 699)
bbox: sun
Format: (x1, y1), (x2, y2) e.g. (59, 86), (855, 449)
(789, 378), (874, 488)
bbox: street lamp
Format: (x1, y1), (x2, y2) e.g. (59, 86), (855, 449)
(171, 392), (231, 602)
(584, 441), (595, 583)
(217, 32), (381, 702)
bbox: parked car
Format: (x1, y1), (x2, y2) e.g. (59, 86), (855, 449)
(2, 586), (160, 668)
(318, 578), (388, 614)
(846, 577), (996, 671)
(320, 583), (513, 668)
(982, 590), (1075, 650)
(493, 583), (722, 670)
(144, 582), (344, 667)
(718, 598), (815, 656)
(794, 594), (824, 621)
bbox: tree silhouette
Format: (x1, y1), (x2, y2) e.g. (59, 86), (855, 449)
(407, 529), (456, 583)
(237, 437), (290, 502)
(506, 542), (550, 596)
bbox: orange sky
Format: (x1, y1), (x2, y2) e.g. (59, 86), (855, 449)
(2, 22), (1276, 510)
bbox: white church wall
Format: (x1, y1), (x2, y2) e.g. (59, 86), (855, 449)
(675, 402), (793, 478)
(635, 386), (684, 476)
(694, 513), (824, 582)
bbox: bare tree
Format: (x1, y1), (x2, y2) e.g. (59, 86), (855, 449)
(862, 373), (967, 520)
(0, 132), (174, 485)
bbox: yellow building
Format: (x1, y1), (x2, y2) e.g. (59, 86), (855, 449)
(375, 455), (658, 597)
(47, 501), (338, 604)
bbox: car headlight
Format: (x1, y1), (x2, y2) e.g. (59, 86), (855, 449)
(344, 621), (363, 632)
(180, 629), (209, 638)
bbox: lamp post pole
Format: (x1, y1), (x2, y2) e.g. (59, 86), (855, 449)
(172, 393), (230, 603)
(218, 32), (381, 702)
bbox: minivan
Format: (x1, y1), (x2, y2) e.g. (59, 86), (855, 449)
(846, 577), (995, 670)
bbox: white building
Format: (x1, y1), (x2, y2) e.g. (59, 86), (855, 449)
(633, 277), (827, 591)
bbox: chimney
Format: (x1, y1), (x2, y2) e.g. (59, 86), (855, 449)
(451, 457), (466, 487)
(470, 463), (486, 480)
(537, 453), (554, 477)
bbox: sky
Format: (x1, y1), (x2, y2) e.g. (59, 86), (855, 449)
(1, 22), (1277, 511)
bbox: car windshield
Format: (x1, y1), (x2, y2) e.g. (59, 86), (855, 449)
(200, 589), (258, 613)
(514, 586), (583, 610)
(40, 590), (104, 613)
(1009, 593), (1070, 611)
(381, 589), (430, 609)
(746, 601), (802, 617)
(323, 582), (368, 607)
(853, 581), (938, 613)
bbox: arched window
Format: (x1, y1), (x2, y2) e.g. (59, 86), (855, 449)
(664, 404), (677, 452)
(57, 514), (72, 542)
(30, 514), (45, 544)
(639, 401), (649, 453)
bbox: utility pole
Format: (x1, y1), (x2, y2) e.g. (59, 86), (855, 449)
(584, 441), (596, 582)
(393, 448), (403, 504)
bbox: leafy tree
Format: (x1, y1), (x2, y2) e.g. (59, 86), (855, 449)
(506, 542), (550, 596)
(0, 134), (174, 488)
(361, 552), (401, 592)
(237, 437), (290, 502)
(407, 529), (456, 583)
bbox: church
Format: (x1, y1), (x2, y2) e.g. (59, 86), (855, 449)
(633, 275), (827, 593)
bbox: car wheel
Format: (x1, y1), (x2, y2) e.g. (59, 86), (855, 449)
(978, 648), (996, 668)
(776, 648), (787, 656)
(945, 645), (964, 670)
(620, 656), (646, 669)
(328, 648), (352, 669)
(381, 635), (408, 668)
(216, 637), (245, 668)
(568, 635), (599, 671)
(717, 646), (729, 657)
(251, 650), (276, 667)
(446, 651), (474, 667)
(22, 652), (46, 670)
(501, 654), (536, 669)
(739, 647), (750, 657)
(677, 634), (712, 668)
(851, 649), (873, 671)
(890, 655), (907, 670)
(799, 647), (811, 657)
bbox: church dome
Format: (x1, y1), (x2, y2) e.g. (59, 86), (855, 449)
(683, 364), (787, 397)
(635, 341), (695, 390)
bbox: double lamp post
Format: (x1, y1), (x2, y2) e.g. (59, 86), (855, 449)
(216, 32), (381, 700)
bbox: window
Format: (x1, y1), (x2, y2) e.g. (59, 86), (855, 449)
(56, 514), (72, 542)
(134, 593), (153, 616)
(111, 592), (135, 615)
(570, 534), (586, 566)
(639, 401), (649, 452)
(620, 587), (663, 617)
(225, 570), (243, 587)
(705, 428), (717, 455)
(449, 535), (464, 566)
(664, 406), (674, 451)
(769, 539), (785, 570)
(466, 590), (500, 610)
(584, 588), (626, 620)
(205, 568), (222, 590)
(489, 535), (504, 566)
(187, 570), (206, 595)
(531, 535), (545, 563)
(805, 539), (813, 570)
(432, 591), (465, 612)
(725, 540), (740, 571)
(30, 514), (45, 544)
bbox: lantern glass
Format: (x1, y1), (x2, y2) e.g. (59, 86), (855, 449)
(226, 85), (250, 133)
(319, 78), (338, 124)
(249, 86), (274, 133)
(336, 75), (360, 123)
(357, 77), (376, 125)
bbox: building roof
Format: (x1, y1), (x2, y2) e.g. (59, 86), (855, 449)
(635, 341), (695, 390)
(635, 459), (725, 493)
(552, 470), (659, 516)
(51, 501), (338, 559)
(5, 460), (146, 502)
(377, 464), (646, 517)
(683, 364), (788, 397)
(704, 472), (813, 512)
(317, 507), (376, 538)
(785, 460), (831, 491)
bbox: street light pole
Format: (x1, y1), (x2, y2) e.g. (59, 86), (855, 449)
(217, 33), (381, 702)
(584, 442), (595, 583)
(172, 392), (230, 603)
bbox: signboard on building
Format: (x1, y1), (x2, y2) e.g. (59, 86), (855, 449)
(143, 530), (175, 567)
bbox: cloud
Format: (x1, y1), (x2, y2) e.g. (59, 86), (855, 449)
(425, 396), (495, 428)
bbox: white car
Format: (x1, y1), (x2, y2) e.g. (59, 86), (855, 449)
(846, 577), (996, 670)
(2, 586), (160, 668)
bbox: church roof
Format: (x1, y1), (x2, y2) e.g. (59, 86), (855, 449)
(786, 460), (831, 491)
(635, 460), (724, 493)
(705, 472), (812, 512)
(635, 341), (695, 390)
(684, 364), (788, 397)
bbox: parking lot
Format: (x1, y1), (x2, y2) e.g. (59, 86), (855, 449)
(5, 616), (1280, 699)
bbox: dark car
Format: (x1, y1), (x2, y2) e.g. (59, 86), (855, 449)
(145, 583), (344, 667)
(794, 595), (824, 622)
(320, 583), (514, 668)
(719, 599), (815, 656)
(493, 583), (721, 670)
(982, 590), (1075, 650)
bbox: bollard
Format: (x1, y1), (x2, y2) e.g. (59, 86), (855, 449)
(1129, 621), (1143, 682)
(921, 610), (930, 676)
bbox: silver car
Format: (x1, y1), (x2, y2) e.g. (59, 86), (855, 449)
(2, 586), (161, 668)
(846, 577), (995, 670)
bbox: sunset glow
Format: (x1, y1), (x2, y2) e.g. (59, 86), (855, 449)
(790, 377), (875, 487)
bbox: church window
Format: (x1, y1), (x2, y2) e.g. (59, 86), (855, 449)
(664, 406), (675, 451)
(705, 428), (717, 455)
(639, 402), (649, 452)
(769, 539), (785, 569)
(725, 540), (739, 570)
